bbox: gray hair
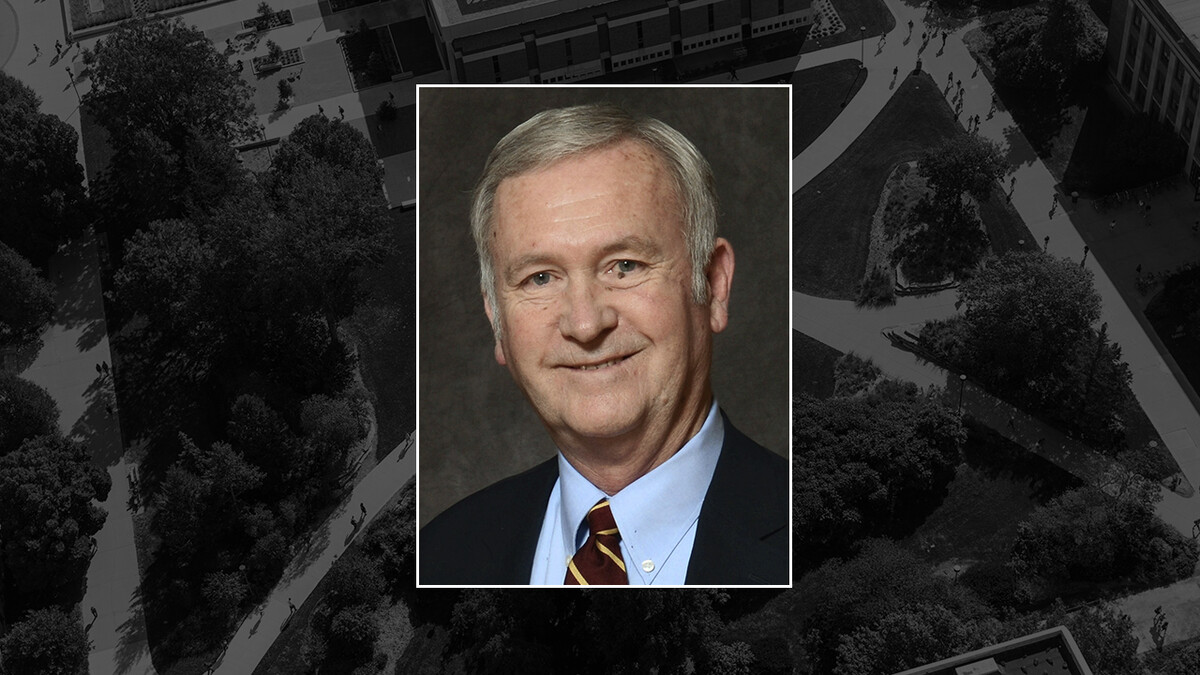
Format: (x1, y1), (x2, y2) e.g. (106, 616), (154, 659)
(470, 103), (719, 330)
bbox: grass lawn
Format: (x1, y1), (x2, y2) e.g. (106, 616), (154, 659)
(901, 422), (1082, 568)
(793, 330), (841, 399)
(771, 60), (867, 156)
(793, 71), (961, 299)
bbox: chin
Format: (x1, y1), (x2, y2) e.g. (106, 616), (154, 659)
(556, 401), (643, 441)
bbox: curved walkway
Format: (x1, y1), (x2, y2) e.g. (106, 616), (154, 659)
(210, 435), (415, 674)
(788, 0), (1200, 654)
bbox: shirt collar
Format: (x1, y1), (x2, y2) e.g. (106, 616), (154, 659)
(556, 401), (724, 582)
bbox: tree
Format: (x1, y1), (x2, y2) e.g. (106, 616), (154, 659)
(84, 18), (254, 153)
(956, 251), (1100, 388)
(228, 393), (302, 486)
(1043, 602), (1141, 675)
(324, 554), (384, 613)
(0, 241), (55, 347)
(0, 435), (111, 595)
(0, 98), (88, 262)
(834, 604), (985, 675)
(1038, 0), (1106, 78)
(918, 135), (1008, 209)
(793, 393), (965, 567)
(270, 114), (382, 186)
(201, 570), (248, 619)
(363, 476), (416, 593)
(0, 607), (89, 675)
(0, 371), (60, 456)
(0, 70), (41, 112)
(327, 604), (380, 659)
(794, 540), (995, 673)
(1010, 486), (1197, 587)
(84, 18), (254, 234)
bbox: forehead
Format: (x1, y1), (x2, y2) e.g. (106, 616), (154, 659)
(490, 140), (682, 243)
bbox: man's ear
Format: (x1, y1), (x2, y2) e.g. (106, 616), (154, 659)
(482, 291), (507, 366)
(706, 238), (734, 334)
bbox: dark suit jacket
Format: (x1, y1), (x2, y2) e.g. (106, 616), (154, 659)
(419, 416), (789, 585)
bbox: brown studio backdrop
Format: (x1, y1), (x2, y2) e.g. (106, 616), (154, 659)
(417, 86), (790, 528)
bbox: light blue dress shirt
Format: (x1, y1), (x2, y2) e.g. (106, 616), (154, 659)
(528, 401), (724, 585)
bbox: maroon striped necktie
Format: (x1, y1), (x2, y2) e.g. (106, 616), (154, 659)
(564, 499), (628, 585)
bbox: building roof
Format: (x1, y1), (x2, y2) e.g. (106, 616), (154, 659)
(1160, 0), (1200, 51)
(892, 627), (1093, 675)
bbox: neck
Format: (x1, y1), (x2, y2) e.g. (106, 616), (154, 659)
(555, 394), (713, 495)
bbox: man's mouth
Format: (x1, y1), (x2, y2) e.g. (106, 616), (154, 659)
(572, 355), (631, 370)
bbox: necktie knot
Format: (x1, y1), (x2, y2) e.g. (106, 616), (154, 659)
(565, 499), (628, 585)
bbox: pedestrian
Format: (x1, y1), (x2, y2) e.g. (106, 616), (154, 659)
(91, 606), (98, 619)
(1109, 219), (1116, 231)
(102, 361), (110, 374)
(33, 43), (40, 58)
(338, 105), (345, 119)
(1043, 235), (1050, 250)
(956, 79), (962, 91)
(288, 598), (296, 613)
(96, 363), (102, 374)
(921, 31), (927, 43)
(908, 19), (914, 33)
(947, 71), (953, 84)
(105, 404), (113, 417)
(1007, 415), (1015, 430)
(1009, 175), (1016, 190)
(318, 104), (324, 115)
(941, 31), (948, 46)
(728, 65), (739, 81)
(1136, 263), (1143, 274)
(55, 40), (62, 56)
(892, 65), (898, 77)
(1034, 438), (1043, 450)
(360, 502), (367, 517)
(66, 66), (73, 81)
(388, 91), (395, 102)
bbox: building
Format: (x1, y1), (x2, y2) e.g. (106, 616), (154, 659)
(1106, 0), (1200, 183)
(423, 0), (815, 83)
(893, 626), (1094, 675)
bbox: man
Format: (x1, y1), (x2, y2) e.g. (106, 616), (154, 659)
(419, 104), (787, 586)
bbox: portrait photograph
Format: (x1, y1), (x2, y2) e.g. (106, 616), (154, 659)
(416, 85), (791, 586)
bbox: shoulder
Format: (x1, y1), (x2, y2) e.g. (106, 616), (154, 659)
(419, 457), (558, 585)
(687, 415), (789, 585)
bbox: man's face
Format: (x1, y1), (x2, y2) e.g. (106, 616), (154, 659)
(484, 140), (732, 451)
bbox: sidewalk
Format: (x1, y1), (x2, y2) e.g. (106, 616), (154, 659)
(210, 436), (415, 674)
(16, 234), (156, 675)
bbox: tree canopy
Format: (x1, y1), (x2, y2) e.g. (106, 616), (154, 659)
(0, 607), (89, 675)
(84, 18), (255, 235)
(793, 393), (965, 568)
(0, 434), (111, 596)
(918, 135), (1008, 209)
(0, 371), (60, 456)
(0, 241), (55, 348)
(1011, 486), (1197, 588)
(0, 76), (87, 263)
(84, 18), (254, 152)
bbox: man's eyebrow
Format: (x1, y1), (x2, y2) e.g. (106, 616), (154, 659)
(502, 236), (664, 282)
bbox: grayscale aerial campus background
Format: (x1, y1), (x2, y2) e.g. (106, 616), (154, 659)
(5, 0), (1200, 672)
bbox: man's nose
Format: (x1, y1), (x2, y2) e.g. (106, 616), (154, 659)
(558, 278), (617, 343)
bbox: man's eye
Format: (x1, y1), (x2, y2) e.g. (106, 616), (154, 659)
(529, 272), (552, 286)
(614, 260), (640, 275)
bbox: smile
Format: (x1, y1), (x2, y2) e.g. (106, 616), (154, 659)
(572, 355), (631, 370)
